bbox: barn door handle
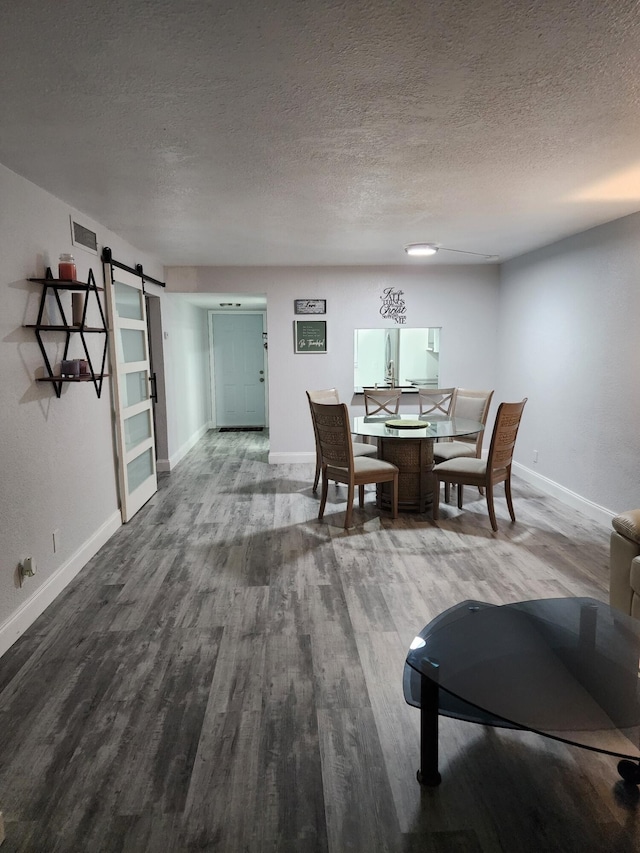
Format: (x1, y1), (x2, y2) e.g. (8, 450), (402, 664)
(149, 372), (158, 402)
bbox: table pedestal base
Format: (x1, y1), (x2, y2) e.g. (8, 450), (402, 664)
(376, 437), (435, 513)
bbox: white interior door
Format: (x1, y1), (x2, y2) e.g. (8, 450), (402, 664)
(104, 264), (158, 522)
(211, 312), (266, 427)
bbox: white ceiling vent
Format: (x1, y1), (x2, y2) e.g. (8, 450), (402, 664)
(70, 216), (98, 255)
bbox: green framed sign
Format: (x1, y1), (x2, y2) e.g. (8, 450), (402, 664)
(294, 320), (327, 353)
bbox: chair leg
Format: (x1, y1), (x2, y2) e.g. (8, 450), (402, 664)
(457, 484), (464, 509)
(391, 475), (398, 519)
(433, 475), (440, 520)
(358, 484), (365, 507)
(505, 475), (516, 522)
(313, 459), (320, 493)
(485, 482), (498, 532)
(444, 482), (451, 503)
(318, 471), (329, 520)
(344, 482), (355, 529)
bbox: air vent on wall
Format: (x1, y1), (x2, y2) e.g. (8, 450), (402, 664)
(70, 216), (98, 254)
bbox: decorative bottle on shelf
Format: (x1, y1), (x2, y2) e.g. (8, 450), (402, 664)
(72, 292), (85, 326)
(58, 253), (77, 281)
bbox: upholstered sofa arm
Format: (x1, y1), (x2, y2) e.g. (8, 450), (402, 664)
(610, 510), (640, 618)
(613, 510), (640, 544)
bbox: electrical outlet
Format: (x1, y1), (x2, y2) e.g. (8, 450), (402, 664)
(533, 449), (538, 464)
(19, 557), (36, 587)
(52, 529), (60, 554)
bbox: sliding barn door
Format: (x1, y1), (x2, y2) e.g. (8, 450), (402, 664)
(103, 263), (158, 522)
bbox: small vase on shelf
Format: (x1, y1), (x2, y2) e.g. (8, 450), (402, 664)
(72, 292), (85, 326)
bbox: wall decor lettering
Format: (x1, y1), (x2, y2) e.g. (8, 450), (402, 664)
(379, 287), (407, 324)
(294, 298), (326, 314)
(294, 320), (327, 353)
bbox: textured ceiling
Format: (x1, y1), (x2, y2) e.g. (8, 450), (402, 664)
(2, 0), (640, 266)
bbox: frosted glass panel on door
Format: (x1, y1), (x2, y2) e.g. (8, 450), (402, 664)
(119, 328), (146, 363)
(122, 370), (149, 408)
(124, 410), (152, 451)
(114, 281), (143, 320)
(127, 448), (154, 494)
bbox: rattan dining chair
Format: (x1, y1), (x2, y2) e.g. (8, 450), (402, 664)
(307, 389), (377, 492)
(363, 388), (402, 415)
(434, 388), (494, 502)
(309, 400), (399, 529)
(432, 398), (527, 532)
(434, 389), (494, 461)
(417, 387), (456, 417)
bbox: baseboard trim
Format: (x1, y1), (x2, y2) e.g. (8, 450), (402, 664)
(0, 511), (122, 659)
(513, 462), (614, 527)
(166, 422), (212, 471)
(268, 451), (315, 465)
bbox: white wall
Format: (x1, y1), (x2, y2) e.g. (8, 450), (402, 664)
(165, 265), (501, 460)
(499, 211), (640, 517)
(160, 293), (212, 469)
(0, 163), (164, 655)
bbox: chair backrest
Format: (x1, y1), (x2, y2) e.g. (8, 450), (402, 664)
(452, 389), (494, 455)
(418, 387), (456, 416)
(309, 401), (354, 471)
(306, 389), (340, 467)
(307, 388), (340, 405)
(363, 388), (402, 415)
(487, 399), (527, 475)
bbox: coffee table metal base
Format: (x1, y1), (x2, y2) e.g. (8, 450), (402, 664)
(618, 760), (640, 784)
(419, 672), (442, 786)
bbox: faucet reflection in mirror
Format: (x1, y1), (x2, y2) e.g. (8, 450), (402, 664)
(354, 328), (441, 392)
(386, 359), (395, 387)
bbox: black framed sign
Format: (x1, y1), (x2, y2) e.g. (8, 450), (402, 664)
(294, 320), (327, 353)
(294, 298), (326, 315)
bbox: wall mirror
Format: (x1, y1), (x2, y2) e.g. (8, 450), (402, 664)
(354, 327), (441, 392)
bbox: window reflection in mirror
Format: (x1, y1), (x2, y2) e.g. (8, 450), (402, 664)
(354, 328), (441, 391)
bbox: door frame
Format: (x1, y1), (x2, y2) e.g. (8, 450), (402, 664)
(207, 309), (268, 428)
(145, 293), (170, 471)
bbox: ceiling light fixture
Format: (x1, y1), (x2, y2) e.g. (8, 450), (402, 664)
(404, 243), (439, 256)
(404, 243), (499, 261)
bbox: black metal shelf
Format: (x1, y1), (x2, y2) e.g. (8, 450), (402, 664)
(28, 278), (104, 292)
(36, 375), (110, 384)
(25, 324), (106, 332)
(26, 267), (109, 398)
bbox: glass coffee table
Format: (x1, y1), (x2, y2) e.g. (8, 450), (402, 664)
(404, 598), (640, 785)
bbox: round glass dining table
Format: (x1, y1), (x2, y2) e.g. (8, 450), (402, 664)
(353, 413), (484, 513)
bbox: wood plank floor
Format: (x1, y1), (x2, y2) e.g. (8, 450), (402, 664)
(0, 429), (637, 852)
